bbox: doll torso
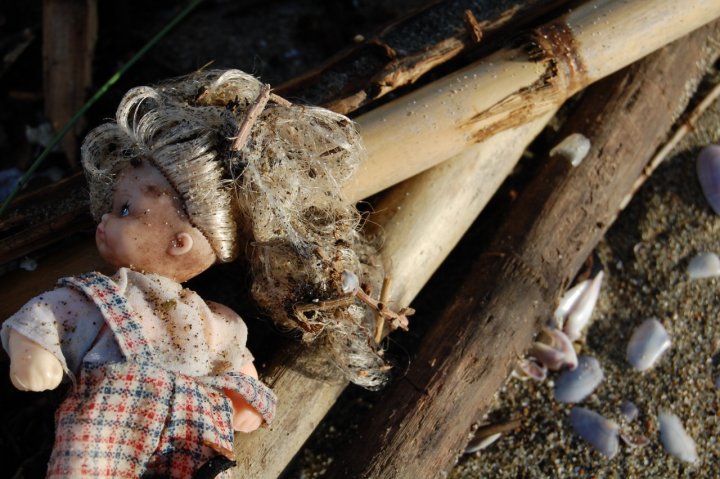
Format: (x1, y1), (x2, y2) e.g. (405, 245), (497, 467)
(2, 268), (274, 478)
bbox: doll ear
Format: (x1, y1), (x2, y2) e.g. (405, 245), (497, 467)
(168, 232), (194, 256)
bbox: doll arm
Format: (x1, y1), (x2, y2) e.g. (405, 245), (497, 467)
(1, 286), (105, 388)
(7, 329), (64, 391)
(206, 300), (265, 432)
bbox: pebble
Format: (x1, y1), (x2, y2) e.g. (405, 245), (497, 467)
(697, 144), (720, 214)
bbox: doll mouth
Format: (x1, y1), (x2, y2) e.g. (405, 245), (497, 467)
(96, 226), (105, 238)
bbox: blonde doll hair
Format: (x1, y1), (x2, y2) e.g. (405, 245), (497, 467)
(81, 70), (390, 389)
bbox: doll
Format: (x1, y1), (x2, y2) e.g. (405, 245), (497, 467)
(2, 68), (405, 478)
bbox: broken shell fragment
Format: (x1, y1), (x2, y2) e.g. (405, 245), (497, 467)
(550, 132), (591, 167)
(658, 411), (698, 464)
(626, 318), (671, 371)
(687, 252), (720, 279)
(554, 355), (604, 403)
(341, 270), (360, 293)
(697, 144), (720, 215)
(530, 328), (578, 370)
(564, 271), (604, 341)
(620, 431), (650, 449)
(620, 400), (639, 422)
(464, 432), (502, 454)
(570, 407), (619, 458)
(513, 358), (547, 381)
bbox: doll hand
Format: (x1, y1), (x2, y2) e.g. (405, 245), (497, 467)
(228, 395), (264, 433)
(8, 330), (63, 391)
(225, 361), (264, 432)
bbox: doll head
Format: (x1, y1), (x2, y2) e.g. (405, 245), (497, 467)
(81, 70), (392, 389)
(96, 159), (216, 282)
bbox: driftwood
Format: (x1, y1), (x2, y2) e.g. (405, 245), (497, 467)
(323, 20), (720, 479)
(42, 0), (97, 168)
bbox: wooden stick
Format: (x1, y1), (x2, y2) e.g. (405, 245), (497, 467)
(323, 20), (720, 478)
(275, 0), (570, 114)
(42, 0), (97, 168)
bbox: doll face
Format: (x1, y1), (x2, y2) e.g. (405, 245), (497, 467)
(96, 162), (192, 274)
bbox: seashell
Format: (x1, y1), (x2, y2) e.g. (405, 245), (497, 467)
(553, 279), (590, 329)
(464, 432), (502, 454)
(569, 407), (619, 458)
(550, 132), (591, 167)
(697, 144), (720, 215)
(687, 252), (720, 279)
(658, 411), (698, 464)
(554, 355), (604, 403)
(341, 270), (359, 293)
(620, 431), (650, 449)
(626, 318), (671, 371)
(513, 357), (547, 381)
(530, 328), (578, 370)
(620, 400), (639, 422)
(564, 271), (604, 341)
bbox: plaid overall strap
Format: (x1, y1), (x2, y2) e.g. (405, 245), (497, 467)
(58, 272), (155, 363)
(199, 373), (277, 426)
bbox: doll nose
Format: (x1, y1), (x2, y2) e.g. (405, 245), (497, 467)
(100, 213), (110, 224)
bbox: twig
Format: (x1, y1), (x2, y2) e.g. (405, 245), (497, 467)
(0, 0), (206, 217)
(622, 79), (720, 210)
(230, 84), (270, 152)
(374, 276), (393, 343)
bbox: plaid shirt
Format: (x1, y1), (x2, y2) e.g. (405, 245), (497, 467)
(45, 272), (276, 478)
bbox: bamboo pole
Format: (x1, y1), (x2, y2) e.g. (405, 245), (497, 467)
(323, 20), (720, 478)
(344, 0), (720, 201)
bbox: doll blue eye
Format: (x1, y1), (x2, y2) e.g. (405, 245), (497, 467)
(120, 202), (130, 217)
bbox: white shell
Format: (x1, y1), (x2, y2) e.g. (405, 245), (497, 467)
(564, 271), (604, 341)
(341, 270), (359, 293)
(554, 355), (604, 403)
(464, 432), (502, 454)
(626, 318), (671, 371)
(553, 279), (590, 328)
(570, 407), (619, 458)
(697, 144), (720, 215)
(658, 411), (698, 464)
(550, 132), (591, 167)
(687, 252), (720, 279)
